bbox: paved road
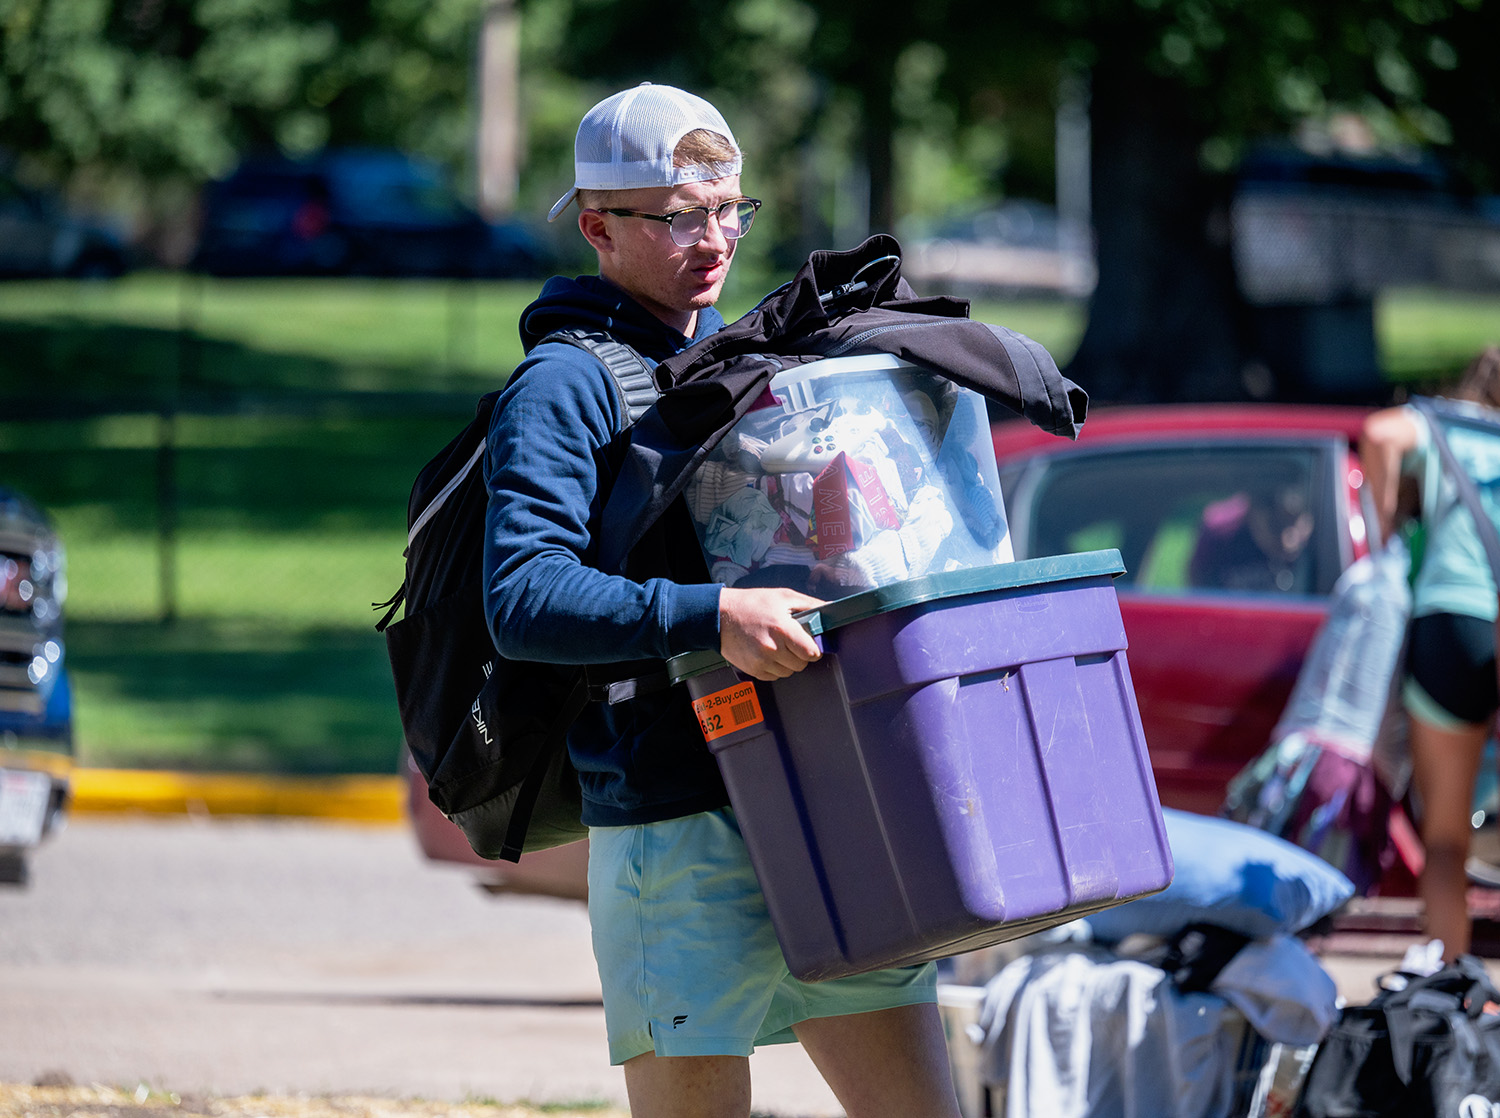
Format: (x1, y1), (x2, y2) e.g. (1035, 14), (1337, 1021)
(1, 814), (1457, 1118)
(0, 816), (843, 1116)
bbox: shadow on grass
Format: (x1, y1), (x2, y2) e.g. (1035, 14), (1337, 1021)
(66, 619), (404, 775)
(0, 316), (458, 399)
(3, 320), (472, 774)
(0, 419), (459, 534)
(0, 314), (476, 533)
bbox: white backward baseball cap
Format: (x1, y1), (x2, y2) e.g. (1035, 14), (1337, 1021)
(547, 82), (742, 222)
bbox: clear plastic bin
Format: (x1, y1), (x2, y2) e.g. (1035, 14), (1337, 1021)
(683, 354), (1013, 595)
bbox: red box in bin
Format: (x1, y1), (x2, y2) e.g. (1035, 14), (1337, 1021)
(812, 451), (901, 560)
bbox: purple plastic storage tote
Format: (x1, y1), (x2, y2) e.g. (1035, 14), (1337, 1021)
(672, 550), (1173, 981)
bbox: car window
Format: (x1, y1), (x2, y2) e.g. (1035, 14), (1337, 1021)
(1012, 444), (1339, 596)
(217, 170), (319, 199)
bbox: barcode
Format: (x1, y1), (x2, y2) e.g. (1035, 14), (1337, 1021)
(730, 699), (757, 724)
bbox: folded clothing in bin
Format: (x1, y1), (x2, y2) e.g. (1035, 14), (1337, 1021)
(667, 550), (1173, 982)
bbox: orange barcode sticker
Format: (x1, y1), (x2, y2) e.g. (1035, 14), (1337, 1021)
(691, 680), (764, 742)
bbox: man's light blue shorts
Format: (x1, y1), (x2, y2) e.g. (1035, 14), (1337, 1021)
(587, 806), (937, 1064)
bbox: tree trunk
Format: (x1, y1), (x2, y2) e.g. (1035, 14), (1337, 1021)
(858, 51), (899, 236)
(1066, 61), (1252, 403)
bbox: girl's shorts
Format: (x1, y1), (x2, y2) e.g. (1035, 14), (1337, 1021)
(587, 806), (937, 1065)
(1405, 611), (1499, 730)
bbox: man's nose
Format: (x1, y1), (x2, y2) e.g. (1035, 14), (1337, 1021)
(698, 209), (731, 252)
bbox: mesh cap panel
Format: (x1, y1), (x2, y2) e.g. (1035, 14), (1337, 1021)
(548, 84), (742, 221)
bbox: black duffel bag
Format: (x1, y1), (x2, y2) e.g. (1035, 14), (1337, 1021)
(1295, 955), (1500, 1118)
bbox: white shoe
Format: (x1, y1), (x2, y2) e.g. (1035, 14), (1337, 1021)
(1399, 938), (1445, 976)
(1466, 856), (1500, 889)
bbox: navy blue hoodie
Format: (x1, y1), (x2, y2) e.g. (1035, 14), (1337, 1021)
(482, 275), (731, 827)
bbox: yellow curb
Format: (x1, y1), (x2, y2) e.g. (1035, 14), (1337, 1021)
(69, 769), (407, 824)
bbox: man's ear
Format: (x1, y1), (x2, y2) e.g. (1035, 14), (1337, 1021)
(579, 209), (614, 255)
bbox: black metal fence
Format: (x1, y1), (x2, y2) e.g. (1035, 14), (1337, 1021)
(0, 281), (506, 772)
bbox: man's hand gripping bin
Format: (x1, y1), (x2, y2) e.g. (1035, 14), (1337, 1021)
(675, 550), (1174, 982)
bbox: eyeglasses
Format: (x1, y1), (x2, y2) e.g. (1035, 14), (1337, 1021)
(596, 197), (762, 248)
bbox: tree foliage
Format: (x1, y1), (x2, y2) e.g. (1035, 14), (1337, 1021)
(982, 0), (1500, 400)
(6, 0), (1493, 206)
(0, 0), (487, 184)
(3, 0), (1493, 397)
(544, 0), (1495, 399)
(537, 0), (1492, 262)
(940, 0), (1497, 183)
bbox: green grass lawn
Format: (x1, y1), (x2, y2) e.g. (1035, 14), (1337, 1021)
(3, 274), (1488, 395)
(0, 407), (451, 774)
(1, 275), (1494, 775)
(1376, 288), (1500, 382)
(0, 272), (1094, 394)
(0, 273), (532, 373)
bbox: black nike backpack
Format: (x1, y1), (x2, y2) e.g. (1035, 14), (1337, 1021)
(376, 328), (659, 862)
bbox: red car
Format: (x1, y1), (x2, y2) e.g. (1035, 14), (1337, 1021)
(410, 402), (1376, 899)
(993, 403), (1373, 816)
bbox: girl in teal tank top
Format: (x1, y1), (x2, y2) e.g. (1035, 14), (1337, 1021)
(1359, 346), (1500, 961)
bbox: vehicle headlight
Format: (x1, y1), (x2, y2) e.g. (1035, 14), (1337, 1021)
(24, 543), (65, 614)
(43, 546), (65, 607)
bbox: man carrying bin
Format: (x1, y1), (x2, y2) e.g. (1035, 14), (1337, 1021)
(481, 82), (962, 1117)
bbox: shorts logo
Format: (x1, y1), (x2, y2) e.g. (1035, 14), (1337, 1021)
(672, 1015), (689, 1029)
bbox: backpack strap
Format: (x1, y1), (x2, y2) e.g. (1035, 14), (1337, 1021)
(585, 663), (675, 704)
(1410, 397), (1500, 586)
(541, 326), (660, 427)
(540, 326), (679, 702)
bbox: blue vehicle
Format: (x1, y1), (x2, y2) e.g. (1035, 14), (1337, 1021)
(0, 488), (71, 886)
(0, 172), (131, 280)
(192, 149), (552, 279)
